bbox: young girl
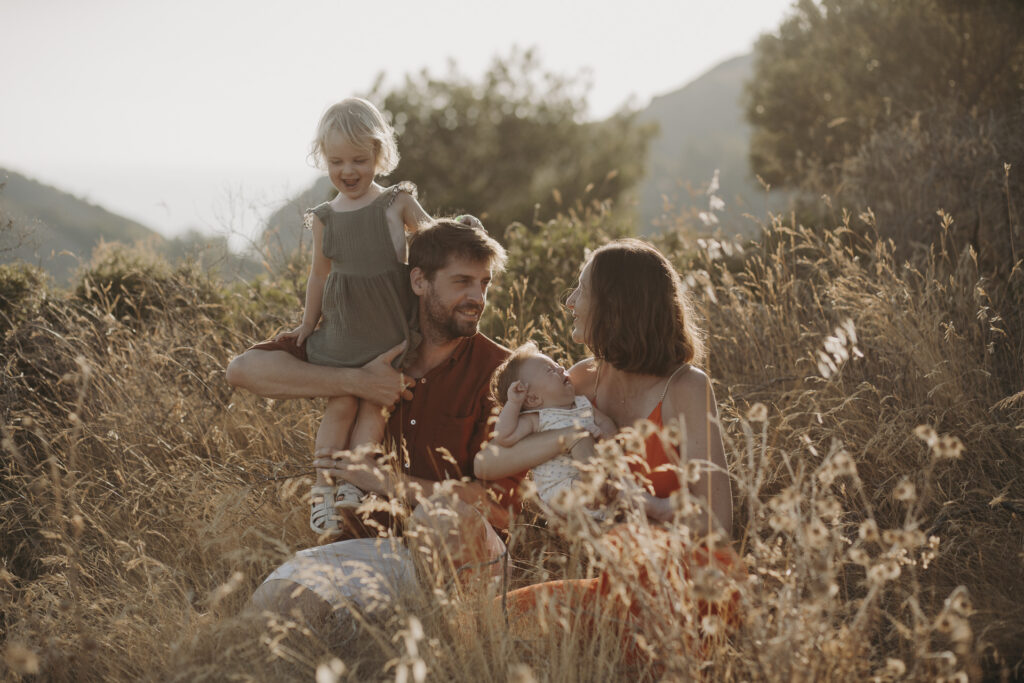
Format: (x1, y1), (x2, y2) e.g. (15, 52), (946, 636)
(275, 97), (432, 535)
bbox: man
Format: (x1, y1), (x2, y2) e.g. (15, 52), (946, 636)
(228, 218), (518, 619)
(226, 216), (519, 531)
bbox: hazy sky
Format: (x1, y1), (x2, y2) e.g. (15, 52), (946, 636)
(1, 0), (795, 243)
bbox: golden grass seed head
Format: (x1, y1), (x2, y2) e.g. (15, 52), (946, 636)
(745, 402), (768, 422)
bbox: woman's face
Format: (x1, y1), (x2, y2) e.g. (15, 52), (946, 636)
(565, 259), (594, 345)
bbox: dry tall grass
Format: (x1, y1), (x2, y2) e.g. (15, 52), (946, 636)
(1, 201), (1021, 680)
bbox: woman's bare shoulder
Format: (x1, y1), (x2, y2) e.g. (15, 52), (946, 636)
(664, 365), (718, 419)
(568, 357), (599, 395)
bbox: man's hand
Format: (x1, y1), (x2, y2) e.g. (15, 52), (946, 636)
(275, 322), (315, 347)
(356, 343), (414, 406)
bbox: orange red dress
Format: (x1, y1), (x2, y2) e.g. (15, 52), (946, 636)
(502, 367), (745, 666)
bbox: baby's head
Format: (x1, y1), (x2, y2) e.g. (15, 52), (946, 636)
(491, 342), (576, 410)
(309, 97), (399, 176)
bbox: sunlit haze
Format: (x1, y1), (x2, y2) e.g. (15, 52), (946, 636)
(1, 0), (794, 244)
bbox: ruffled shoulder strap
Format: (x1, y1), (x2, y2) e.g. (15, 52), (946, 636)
(303, 202), (332, 230)
(385, 181), (418, 208)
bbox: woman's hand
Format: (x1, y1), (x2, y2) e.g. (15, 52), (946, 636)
(642, 492), (674, 523)
(275, 322), (316, 347)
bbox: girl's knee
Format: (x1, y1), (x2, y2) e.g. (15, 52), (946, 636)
(325, 396), (358, 420)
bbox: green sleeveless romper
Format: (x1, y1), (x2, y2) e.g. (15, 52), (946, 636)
(303, 183), (420, 369)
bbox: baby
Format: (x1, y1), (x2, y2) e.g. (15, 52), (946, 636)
(490, 342), (616, 512)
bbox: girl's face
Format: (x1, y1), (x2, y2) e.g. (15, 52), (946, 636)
(565, 259), (594, 345)
(323, 130), (377, 201)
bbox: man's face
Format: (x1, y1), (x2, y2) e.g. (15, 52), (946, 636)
(413, 257), (493, 342)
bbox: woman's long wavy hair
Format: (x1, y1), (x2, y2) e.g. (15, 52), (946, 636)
(584, 238), (705, 375)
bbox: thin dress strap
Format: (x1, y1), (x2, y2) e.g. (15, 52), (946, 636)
(385, 181), (418, 208)
(657, 363), (691, 404)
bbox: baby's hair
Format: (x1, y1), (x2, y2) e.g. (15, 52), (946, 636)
(309, 97), (399, 175)
(489, 341), (541, 406)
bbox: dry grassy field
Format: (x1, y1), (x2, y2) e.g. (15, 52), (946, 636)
(2, 202), (1022, 681)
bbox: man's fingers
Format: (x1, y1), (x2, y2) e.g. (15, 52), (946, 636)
(379, 341), (408, 365)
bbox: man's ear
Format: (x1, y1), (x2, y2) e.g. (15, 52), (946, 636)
(410, 267), (427, 296)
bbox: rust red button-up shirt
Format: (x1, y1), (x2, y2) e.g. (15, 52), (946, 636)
(385, 333), (521, 509)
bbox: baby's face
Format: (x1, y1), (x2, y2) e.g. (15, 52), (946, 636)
(519, 355), (576, 409)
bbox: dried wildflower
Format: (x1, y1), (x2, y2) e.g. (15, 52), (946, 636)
(316, 658), (346, 683)
(634, 419), (658, 439)
(893, 478), (916, 502)
(815, 497), (843, 520)
(746, 402), (768, 422)
(700, 614), (723, 635)
(660, 422), (683, 446)
(934, 612), (957, 633)
(859, 519), (880, 543)
(682, 460), (702, 484)
(620, 429), (645, 456)
(806, 520), (830, 548)
(913, 424), (938, 446)
(945, 586), (972, 615)
(882, 529), (900, 546)
(867, 559), (901, 584)
(769, 513), (796, 533)
(933, 434), (965, 460)
(847, 547), (870, 565)
(883, 658), (906, 677)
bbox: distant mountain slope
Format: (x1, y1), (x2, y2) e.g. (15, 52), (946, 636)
(0, 167), (163, 283)
(635, 53), (781, 236)
(261, 55), (782, 248)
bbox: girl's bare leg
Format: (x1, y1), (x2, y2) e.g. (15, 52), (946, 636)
(314, 396), (357, 487)
(339, 400), (388, 492)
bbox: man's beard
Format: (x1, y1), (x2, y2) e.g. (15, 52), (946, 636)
(421, 287), (482, 343)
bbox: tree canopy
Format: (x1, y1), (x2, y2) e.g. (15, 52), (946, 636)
(367, 48), (656, 233)
(746, 0), (1024, 190)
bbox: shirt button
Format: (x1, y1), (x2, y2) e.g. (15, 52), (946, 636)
(420, 378), (427, 384)
(410, 419), (416, 426)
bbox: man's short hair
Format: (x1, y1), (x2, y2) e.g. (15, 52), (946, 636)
(409, 216), (507, 280)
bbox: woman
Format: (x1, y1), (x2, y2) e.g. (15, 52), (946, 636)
(473, 238), (742, 663)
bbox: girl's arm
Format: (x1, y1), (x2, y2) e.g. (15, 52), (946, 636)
(474, 428), (593, 480)
(664, 367), (733, 536)
(399, 191), (432, 234)
(277, 214), (331, 345)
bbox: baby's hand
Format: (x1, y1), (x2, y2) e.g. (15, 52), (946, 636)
(507, 380), (528, 404)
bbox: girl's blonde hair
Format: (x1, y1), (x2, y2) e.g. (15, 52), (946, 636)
(309, 97), (399, 175)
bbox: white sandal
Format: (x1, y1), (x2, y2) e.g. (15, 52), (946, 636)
(309, 483), (367, 534)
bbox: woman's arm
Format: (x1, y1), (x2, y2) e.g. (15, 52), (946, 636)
(473, 427), (590, 480)
(665, 368), (733, 536)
